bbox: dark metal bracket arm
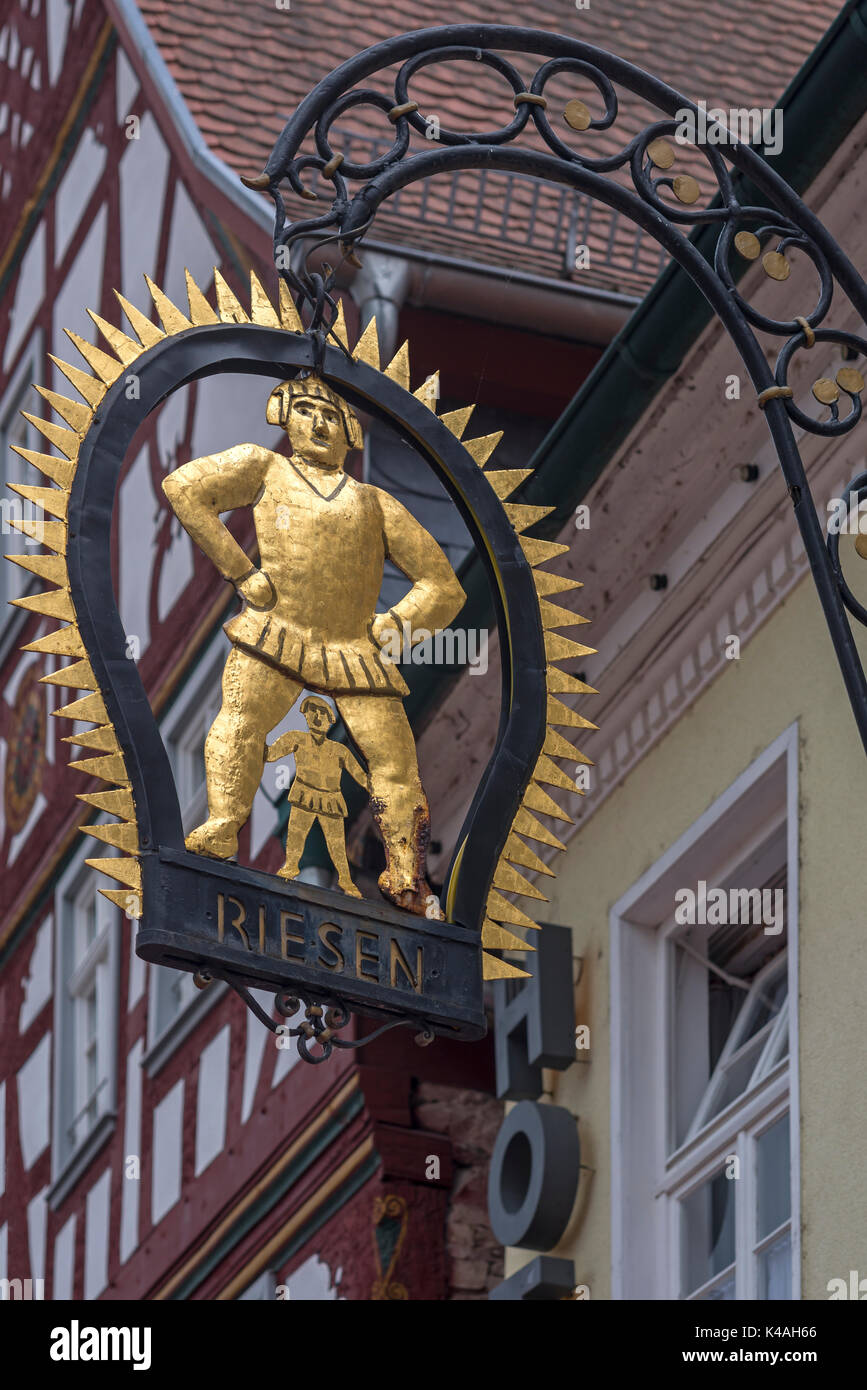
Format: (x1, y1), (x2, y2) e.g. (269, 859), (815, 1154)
(244, 23), (867, 758)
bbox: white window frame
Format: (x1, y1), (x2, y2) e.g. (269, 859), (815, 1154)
(0, 330), (43, 645)
(664, 823), (790, 1160)
(143, 631), (227, 1072)
(50, 837), (120, 1207)
(68, 875), (112, 1149)
(610, 723), (800, 1300)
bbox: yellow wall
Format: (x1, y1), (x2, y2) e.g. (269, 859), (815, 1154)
(509, 570), (867, 1299)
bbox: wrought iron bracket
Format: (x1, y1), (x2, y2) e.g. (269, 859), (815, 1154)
(245, 23), (867, 758)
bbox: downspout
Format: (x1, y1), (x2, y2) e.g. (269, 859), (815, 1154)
(350, 253), (412, 482)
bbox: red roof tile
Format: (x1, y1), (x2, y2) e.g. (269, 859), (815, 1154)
(138, 0), (841, 297)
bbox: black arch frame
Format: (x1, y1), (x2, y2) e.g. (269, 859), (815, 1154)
(67, 325), (546, 937)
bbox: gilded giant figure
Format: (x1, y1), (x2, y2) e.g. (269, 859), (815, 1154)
(161, 372), (465, 916)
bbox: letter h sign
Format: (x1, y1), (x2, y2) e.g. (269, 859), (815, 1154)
(493, 922), (576, 1098)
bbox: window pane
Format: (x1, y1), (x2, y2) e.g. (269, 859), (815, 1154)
(75, 895), (97, 964)
(170, 969), (194, 1014)
(154, 961), (197, 1036)
(739, 967), (787, 1046)
(757, 1229), (791, 1300)
(756, 1114), (790, 1240)
(694, 1270), (736, 1301)
(673, 934), (714, 1146)
(681, 1169), (735, 1297)
(192, 726), (207, 793)
(168, 669), (224, 828)
(86, 987), (97, 1041)
(671, 857), (788, 1150)
(706, 1029), (771, 1121)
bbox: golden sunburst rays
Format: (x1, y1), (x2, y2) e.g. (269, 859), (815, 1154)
(5, 266), (332, 915)
(2, 264), (384, 918)
(5, 266), (596, 964)
(467, 441), (598, 982)
(479, 616), (597, 981)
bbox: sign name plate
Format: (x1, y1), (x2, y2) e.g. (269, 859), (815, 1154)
(135, 850), (486, 1039)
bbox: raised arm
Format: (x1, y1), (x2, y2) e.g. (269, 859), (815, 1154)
(265, 730), (302, 763)
(373, 488), (466, 640)
(162, 444), (270, 587)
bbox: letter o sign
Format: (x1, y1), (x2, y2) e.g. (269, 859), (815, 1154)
(487, 1101), (580, 1250)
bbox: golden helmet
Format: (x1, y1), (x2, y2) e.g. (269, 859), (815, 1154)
(266, 373), (363, 449)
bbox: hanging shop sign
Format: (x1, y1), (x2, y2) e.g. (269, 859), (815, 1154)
(5, 270), (595, 1059)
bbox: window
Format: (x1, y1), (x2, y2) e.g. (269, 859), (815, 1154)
(611, 727), (799, 1300)
(168, 674), (223, 835)
(673, 1103), (791, 1301)
(674, 930), (788, 1147)
(52, 845), (120, 1197)
(1, 346), (42, 626)
(146, 640), (225, 1058)
(666, 899), (790, 1301)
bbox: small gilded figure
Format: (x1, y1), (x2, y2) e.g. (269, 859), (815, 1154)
(266, 696), (367, 897)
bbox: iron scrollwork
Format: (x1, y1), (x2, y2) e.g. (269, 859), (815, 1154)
(193, 967), (436, 1064)
(241, 23), (867, 755)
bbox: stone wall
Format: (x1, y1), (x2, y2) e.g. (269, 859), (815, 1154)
(413, 1080), (503, 1299)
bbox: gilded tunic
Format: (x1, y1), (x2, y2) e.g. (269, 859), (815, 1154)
(162, 444), (466, 696)
(276, 731), (365, 817)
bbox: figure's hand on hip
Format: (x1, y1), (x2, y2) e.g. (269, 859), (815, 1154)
(372, 611), (401, 649)
(237, 568), (276, 609)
